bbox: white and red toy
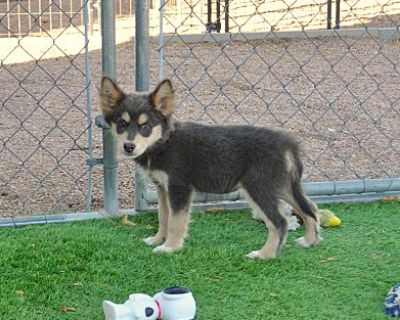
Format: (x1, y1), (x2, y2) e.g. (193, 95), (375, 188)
(103, 286), (196, 320)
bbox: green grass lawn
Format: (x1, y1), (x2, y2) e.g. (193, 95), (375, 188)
(1, 201), (399, 320)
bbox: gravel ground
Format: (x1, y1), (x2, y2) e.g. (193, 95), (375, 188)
(1, 34), (400, 217)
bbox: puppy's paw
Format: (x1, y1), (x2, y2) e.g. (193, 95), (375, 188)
(245, 250), (275, 260)
(142, 235), (164, 246)
(153, 243), (182, 254)
(296, 235), (321, 248)
(246, 250), (262, 259)
(296, 236), (312, 248)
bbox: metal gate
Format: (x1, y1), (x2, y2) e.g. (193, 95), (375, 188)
(0, 0), (95, 225)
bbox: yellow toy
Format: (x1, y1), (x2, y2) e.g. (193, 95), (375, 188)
(318, 209), (341, 227)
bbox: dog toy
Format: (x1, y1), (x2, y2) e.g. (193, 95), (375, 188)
(103, 286), (196, 320)
(318, 209), (341, 227)
(253, 204), (341, 229)
(384, 283), (400, 317)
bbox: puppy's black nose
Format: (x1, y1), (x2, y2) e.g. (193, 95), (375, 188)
(123, 142), (136, 153)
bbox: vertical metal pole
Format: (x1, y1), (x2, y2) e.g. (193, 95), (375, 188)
(207, 0), (212, 32)
(48, 0), (53, 33)
(39, 0), (43, 35)
(159, 0), (164, 82)
(135, 0), (149, 91)
(28, 0), (32, 35)
(83, 0), (93, 211)
(335, 0), (341, 29)
(216, 0), (221, 33)
(60, 0), (63, 29)
(17, 2), (21, 37)
(225, 0), (229, 33)
(70, 0), (73, 28)
(327, 0), (332, 30)
(134, 0), (150, 211)
(7, 0), (10, 37)
(101, 0), (119, 215)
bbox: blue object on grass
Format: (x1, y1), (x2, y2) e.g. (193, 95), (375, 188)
(384, 283), (400, 317)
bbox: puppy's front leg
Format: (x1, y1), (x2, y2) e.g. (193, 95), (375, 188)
(153, 185), (192, 254)
(143, 186), (169, 246)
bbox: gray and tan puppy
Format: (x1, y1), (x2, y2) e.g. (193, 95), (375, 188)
(100, 76), (321, 260)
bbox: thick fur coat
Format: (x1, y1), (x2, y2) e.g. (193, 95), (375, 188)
(100, 77), (320, 259)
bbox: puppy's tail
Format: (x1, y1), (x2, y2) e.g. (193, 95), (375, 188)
(290, 152), (318, 222)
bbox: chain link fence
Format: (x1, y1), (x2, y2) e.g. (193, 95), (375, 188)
(134, 0), (400, 210)
(0, 0), (142, 226)
(0, 0), (96, 223)
(0, 0), (136, 37)
(1, 0), (399, 224)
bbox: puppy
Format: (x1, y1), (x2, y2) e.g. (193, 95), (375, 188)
(100, 76), (320, 259)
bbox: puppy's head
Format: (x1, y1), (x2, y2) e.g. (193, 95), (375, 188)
(99, 76), (175, 159)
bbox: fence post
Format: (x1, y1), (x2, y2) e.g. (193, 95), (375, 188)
(225, 0), (229, 33)
(216, 0), (221, 33)
(327, 0), (332, 30)
(134, 0), (150, 211)
(335, 0), (341, 29)
(83, 0), (94, 210)
(207, 0), (212, 31)
(101, 0), (119, 215)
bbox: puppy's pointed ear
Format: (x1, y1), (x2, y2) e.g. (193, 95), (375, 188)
(150, 80), (174, 117)
(100, 76), (125, 114)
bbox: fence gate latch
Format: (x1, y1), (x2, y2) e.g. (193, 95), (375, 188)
(87, 158), (104, 167)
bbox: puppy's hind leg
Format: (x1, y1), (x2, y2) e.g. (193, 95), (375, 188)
(143, 186), (169, 246)
(283, 181), (321, 248)
(242, 187), (288, 260)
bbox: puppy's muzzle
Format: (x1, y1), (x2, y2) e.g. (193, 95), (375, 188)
(123, 142), (136, 154)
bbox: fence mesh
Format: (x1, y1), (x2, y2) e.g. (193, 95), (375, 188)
(152, 0), (400, 203)
(0, 0), (94, 217)
(0, 0), (135, 38)
(1, 1), (400, 218)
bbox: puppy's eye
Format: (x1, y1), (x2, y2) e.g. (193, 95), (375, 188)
(140, 123), (152, 137)
(118, 120), (129, 128)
